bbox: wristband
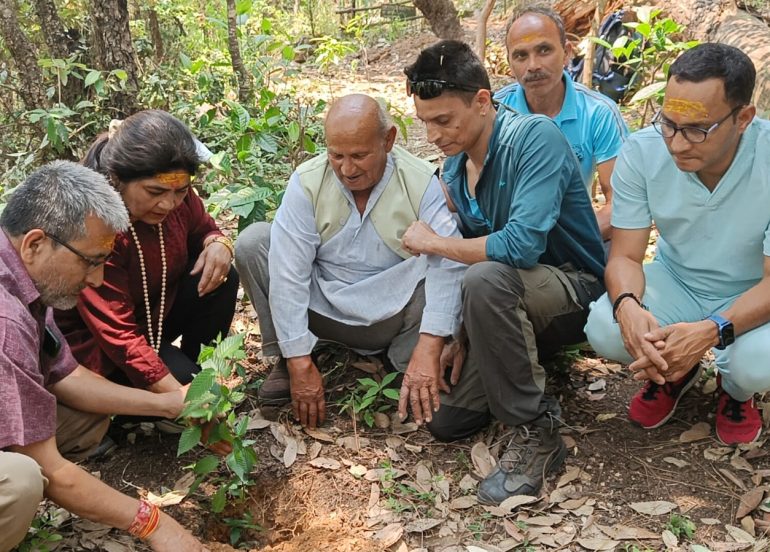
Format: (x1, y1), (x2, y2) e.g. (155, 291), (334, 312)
(612, 292), (646, 322)
(207, 235), (234, 258)
(127, 499), (161, 540)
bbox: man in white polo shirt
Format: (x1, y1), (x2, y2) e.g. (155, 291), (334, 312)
(585, 43), (770, 445)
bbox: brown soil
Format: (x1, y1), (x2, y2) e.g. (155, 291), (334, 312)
(45, 10), (770, 552)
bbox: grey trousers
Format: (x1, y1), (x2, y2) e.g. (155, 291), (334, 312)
(234, 222), (425, 370)
(427, 261), (604, 441)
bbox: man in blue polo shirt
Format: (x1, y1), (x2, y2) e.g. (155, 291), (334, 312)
(585, 43), (770, 446)
(398, 40), (605, 505)
(495, 5), (628, 242)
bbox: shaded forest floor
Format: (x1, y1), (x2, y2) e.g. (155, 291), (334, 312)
(37, 13), (770, 552)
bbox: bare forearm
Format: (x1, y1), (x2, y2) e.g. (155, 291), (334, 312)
(722, 278), (770, 336)
(51, 366), (179, 419)
(596, 205), (612, 241)
(605, 256), (646, 302)
(423, 234), (489, 265)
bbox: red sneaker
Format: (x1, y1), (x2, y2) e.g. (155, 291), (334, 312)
(716, 390), (762, 445)
(628, 365), (701, 429)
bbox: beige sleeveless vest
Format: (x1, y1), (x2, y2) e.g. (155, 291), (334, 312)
(296, 145), (437, 259)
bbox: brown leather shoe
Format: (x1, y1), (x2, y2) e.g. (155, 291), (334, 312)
(258, 358), (291, 405)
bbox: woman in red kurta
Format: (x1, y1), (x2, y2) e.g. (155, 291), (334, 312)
(55, 110), (239, 393)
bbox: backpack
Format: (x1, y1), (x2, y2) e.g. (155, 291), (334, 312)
(567, 9), (641, 103)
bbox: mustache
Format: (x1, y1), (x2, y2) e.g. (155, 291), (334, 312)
(523, 72), (550, 82)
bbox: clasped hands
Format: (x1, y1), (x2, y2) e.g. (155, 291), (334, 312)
(616, 301), (716, 384)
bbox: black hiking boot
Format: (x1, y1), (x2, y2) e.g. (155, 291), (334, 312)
(477, 416), (567, 506)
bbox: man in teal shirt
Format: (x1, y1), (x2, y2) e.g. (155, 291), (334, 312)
(586, 44), (770, 446)
(398, 40), (605, 505)
(496, 5), (628, 241)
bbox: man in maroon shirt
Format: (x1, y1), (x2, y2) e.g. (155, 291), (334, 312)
(0, 162), (206, 551)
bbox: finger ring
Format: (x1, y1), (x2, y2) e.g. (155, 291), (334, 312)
(220, 275), (227, 282)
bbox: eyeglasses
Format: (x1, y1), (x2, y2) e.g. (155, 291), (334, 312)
(652, 105), (743, 144)
(406, 78), (483, 100)
(47, 233), (111, 272)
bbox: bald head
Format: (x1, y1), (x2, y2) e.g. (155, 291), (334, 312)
(325, 94), (394, 138)
(324, 94), (397, 195)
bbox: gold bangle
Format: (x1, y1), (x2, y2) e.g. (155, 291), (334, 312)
(207, 235), (234, 258)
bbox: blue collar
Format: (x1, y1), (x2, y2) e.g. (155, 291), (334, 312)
(512, 70), (577, 123)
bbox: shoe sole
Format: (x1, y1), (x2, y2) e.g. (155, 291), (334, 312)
(630, 366), (702, 430)
(716, 424), (762, 446)
(476, 439), (568, 506)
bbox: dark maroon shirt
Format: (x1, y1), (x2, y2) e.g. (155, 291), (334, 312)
(0, 229), (78, 449)
(55, 191), (221, 388)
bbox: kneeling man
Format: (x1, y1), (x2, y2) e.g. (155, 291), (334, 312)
(235, 94), (465, 429)
(586, 44), (770, 445)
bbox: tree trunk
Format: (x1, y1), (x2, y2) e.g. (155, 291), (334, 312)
(714, 10), (770, 114)
(476, 0), (496, 61)
(225, 0), (252, 104)
(148, 8), (164, 62)
(413, 0), (464, 40)
(33, 0), (81, 105)
(90, 0), (139, 117)
(34, 0), (79, 58)
(582, 0), (607, 88)
(0, 0), (48, 110)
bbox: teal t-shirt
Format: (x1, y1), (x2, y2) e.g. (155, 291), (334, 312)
(612, 118), (770, 299)
(442, 108), (606, 279)
(495, 72), (629, 191)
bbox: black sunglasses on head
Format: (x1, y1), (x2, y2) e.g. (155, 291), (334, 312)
(406, 78), (484, 100)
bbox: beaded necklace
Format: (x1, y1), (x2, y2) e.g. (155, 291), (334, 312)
(129, 223), (166, 353)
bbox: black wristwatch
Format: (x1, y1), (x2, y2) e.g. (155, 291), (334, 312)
(706, 314), (735, 350)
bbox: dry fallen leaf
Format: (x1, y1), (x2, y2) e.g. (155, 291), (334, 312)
(587, 378), (607, 392)
(365, 467), (406, 481)
(629, 500), (678, 515)
(705, 446), (733, 461)
(731, 455), (754, 473)
(304, 427), (335, 443)
(701, 517), (721, 525)
(373, 412), (390, 429)
(740, 515), (755, 536)
(283, 436), (298, 468)
(601, 524), (659, 540)
(663, 456), (689, 468)
(496, 494), (540, 514)
(146, 489), (188, 507)
(349, 464), (367, 478)
(308, 457), (341, 470)
(449, 495), (477, 510)
(471, 442), (496, 478)
(736, 487), (765, 518)
(725, 524), (755, 543)
(595, 413), (617, 422)
(719, 468), (747, 491)
(367, 483), (380, 510)
(557, 466), (583, 488)
(504, 518), (525, 541)
(576, 537), (620, 550)
(459, 474), (477, 492)
(679, 422), (711, 443)
(246, 409), (272, 430)
(661, 529), (678, 548)
(404, 518), (444, 532)
(372, 523), (404, 547)
(414, 462), (433, 493)
(307, 440), (322, 460)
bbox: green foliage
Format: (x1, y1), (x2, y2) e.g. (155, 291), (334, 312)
(15, 509), (65, 552)
(178, 334), (258, 522)
(336, 371), (400, 428)
(666, 513), (696, 540)
(591, 8), (697, 127)
(223, 512), (263, 548)
(378, 460), (436, 514)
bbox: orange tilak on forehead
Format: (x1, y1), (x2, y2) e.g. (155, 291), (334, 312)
(154, 170), (190, 188)
(97, 234), (117, 250)
(514, 33), (546, 44)
(663, 98), (709, 119)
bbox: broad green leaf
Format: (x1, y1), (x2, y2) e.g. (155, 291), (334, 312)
(177, 425), (202, 456)
(357, 378), (379, 388)
(186, 369), (217, 402)
(287, 121), (300, 143)
(383, 388), (400, 401)
(193, 455), (221, 475)
(112, 69), (128, 81)
(84, 70), (101, 88)
(629, 81), (667, 103)
(382, 372), (399, 386)
(211, 485), (227, 513)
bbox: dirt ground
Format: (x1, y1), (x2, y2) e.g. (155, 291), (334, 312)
(35, 11), (770, 552)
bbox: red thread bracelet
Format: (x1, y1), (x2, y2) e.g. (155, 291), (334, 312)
(127, 499), (160, 540)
